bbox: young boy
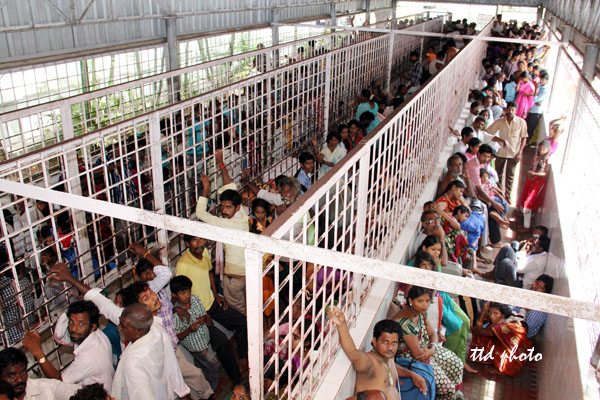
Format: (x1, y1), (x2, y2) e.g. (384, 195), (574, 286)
(170, 275), (220, 391)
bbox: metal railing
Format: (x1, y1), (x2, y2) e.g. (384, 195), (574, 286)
(3, 15), (600, 400)
(0, 13), (449, 163)
(0, 14), (447, 349)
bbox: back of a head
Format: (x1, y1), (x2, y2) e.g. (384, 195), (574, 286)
(538, 235), (551, 252)
(69, 383), (108, 400)
(359, 111), (375, 122)
(361, 89), (371, 99)
(121, 303), (153, 335)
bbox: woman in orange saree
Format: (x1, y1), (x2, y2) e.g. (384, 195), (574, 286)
(469, 302), (533, 377)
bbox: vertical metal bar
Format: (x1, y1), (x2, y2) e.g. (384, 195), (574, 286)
(61, 103), (93, 279)
(166, 17), (180, 103)
(149, 115), (169, 263)
(245, 248), (264, 400)
(323, 52), (332, 134)
(385, 33), (394, 93)
(582, 44), (600, 82)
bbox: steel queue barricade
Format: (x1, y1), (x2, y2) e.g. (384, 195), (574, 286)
(256, 18), (493, 400)
(0, 18), (421, 350)
(0, 13), (449, 163)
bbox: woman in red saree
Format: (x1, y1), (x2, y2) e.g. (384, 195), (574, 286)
(469, 302), (533, 377)
(518, 139), (551, 229)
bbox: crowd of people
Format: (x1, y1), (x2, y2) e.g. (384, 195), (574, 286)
(0, 12), (566, 400)
(333, 15), (564, 400)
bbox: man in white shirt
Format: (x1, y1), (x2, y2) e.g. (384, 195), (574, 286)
(464, 102), (481, 128)
(49, 264), (192, 400)
(22, 301), (114, 393)
(0, 348), (80, 400)
(472, 117), (505, 154)
(452, 127), (474, 154)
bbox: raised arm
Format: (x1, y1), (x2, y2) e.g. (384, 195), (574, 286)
(23, 330), (62, 380)
(49, 263), (123, 325)
(215, 149), (232, 186)
(327, 306), (372, 373)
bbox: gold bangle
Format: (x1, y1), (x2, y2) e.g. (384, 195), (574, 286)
(143, 251), (150, 259)
(38, 356), (46, 364)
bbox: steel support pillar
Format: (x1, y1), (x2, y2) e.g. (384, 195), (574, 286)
(582, 44), (600, 82)
(165, 17), (180, 103)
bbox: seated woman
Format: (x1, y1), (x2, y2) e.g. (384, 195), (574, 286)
(312, 132), (347, 179)
(470, 302), (533, 377)
(410, 236), (474, 372)
(393, 286), (463, 400)
(464, 137), (481, 160)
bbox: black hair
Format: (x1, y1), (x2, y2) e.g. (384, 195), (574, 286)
(421, 235), (441, 249)
(361, 89), (372, 99)
(0, 381), (15, 399)
(453, 205), (470, 216)
(489, 302), (513, 319)
(135, 258), (154, 275)
(183, 234), (194, 244)
(373, 319), (401, 340)
(170, 275), (193, 294)
(406, 286), (433, 301)
(534, 225), (549, 237)
(326, 131), (342, 143)
(444, 179), (466, 194)
(535, 274), (554, 294)
(251, 198), (272, 216)
(420, 210), (439, 222)
(480, 168), (490, 178)
(423, 200), (435, 209)
(467, 137), (482, 149)
(474, 116), (486, 124)
(520, 71), (530, 79)
(540, 72), (550, 80)
(348, 119), (361, 129)
(337, 124), (348, 134)
(121, 282), (151, 307)
(470, 101), (479, 110)
(409, 50), (419, 58)
(358, 111), (375, 122)
(414, 251), (435, 269)
(506, 101), (517, 109)
(0, 348), (27, 374)
(478, 143), (495, 156)
(219, 189), (243, 206)
(67, 300), (100, 327)
(537, 235), (551, 252)
(299, 152), (314, 165)
(69, 383), (108, 400)
(453, 152), (467, 164)
(460, 127), (474, 138)
(233, 379), (250, 398)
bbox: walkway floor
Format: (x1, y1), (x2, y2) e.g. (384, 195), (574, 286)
(462, 142), (540, 400)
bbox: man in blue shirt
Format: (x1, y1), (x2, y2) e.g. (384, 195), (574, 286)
(295, 152), (314, 194)
(511, 274), (554, 338)
(526, 71), (549, 140)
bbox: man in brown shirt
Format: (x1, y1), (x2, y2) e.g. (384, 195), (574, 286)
(486, 101), (528, 201)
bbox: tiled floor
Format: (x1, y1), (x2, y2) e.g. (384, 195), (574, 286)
(462, 144), (540, 400)
(463, 361), (538, 400)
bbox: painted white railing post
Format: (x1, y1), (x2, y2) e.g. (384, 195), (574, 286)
(351, 152), (371, 316)
(149, 115), (169, 263)
(323, 52), (332, 134)
(245, 248), (265, 399)
(386, 33), (394, 94)
(60, 103), (93, 280)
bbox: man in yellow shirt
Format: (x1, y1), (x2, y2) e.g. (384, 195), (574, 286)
(175, 235), (248, 379)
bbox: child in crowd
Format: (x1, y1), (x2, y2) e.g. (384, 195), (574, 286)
(480, 169), (509, 229)
(170, 275), (220, 391)
(503, 74), (517, 102)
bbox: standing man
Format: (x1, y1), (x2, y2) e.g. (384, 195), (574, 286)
(197, 150), (249, 315)
(526, 71), (549, 140)
(328, 306), (427, 400)
(487, 102), (528, 201)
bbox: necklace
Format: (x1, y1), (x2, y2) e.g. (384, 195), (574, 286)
(371, 351), (394, 386)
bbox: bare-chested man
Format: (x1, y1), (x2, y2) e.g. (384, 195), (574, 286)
(328, 306), (427, 399)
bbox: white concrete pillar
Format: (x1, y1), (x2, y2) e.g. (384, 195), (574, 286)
(582, 44), (600, 82)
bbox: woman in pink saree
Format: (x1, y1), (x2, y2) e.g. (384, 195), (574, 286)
(515, 72), (535, 118)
